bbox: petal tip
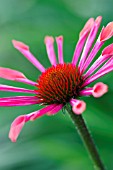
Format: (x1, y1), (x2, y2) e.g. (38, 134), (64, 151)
(56, 35), (63, 41)
(44, 36), (54, 44)
(8, 115), (26, 142)
(100, 22), (113, 41)
(12, 40), (29, 50)
(80, 18), (94, 37)
(92, 82), (108, 98)
(102, 44), (113, 56)
(95, 16), (102, 25)
(71, 99), (86, 115)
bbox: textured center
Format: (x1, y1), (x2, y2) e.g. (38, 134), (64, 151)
(36, 63), (84, 105)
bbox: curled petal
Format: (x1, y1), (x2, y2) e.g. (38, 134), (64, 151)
(0, 67), (26, 81)
(92, 82), (108, 98)
(9, 115), (26, 142)
(102, 44), (113, 56)
(100, 22), (113, 41)
(80, 18), (94, 37)
(70, 99), (86, 115)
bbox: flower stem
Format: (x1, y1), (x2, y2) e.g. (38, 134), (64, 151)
(65, 104), (106, 170)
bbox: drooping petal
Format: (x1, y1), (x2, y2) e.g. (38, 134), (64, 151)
(56, 36), (64, 64)
(70, 99), (86, 115)
(100, 22), (113, 41)
(47, 104), (63, 115)
(9, 115), (26, 142)
(30, 104), (58, 120)
(12, 40), (45, 72)
(0, 84), (35, 93)
(44, 36), (57, 65)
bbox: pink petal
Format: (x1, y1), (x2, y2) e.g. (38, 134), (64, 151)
(95, 16), (102, 25)
(47, 104), (63, 115)
(0, 67), (36, 86)
(56, 36), (64, 64)
(12, 40), (29, 50)
(0, 67), (26, 80)
(15, 78), (36, 86)
(0, 84), (35, 93)
(84, 53), (111, 79)
(30, 104), (57, 120)
(72, 31), (89, 65)
(92, 82), (108, 98)
(83, 64), (113, 86)
(0, 96), (39, 106)
(80, 18), (94, 37)
(70, 99), (86, 115)
(102, 44), (113, 56)
(44, 36), (57, 65)
(100, 22), (113, 41)
(9, 115), (26, 142)
(79, 16), (102, 71)
(80, 88), (92, 96)
(12, 40), (45, 72)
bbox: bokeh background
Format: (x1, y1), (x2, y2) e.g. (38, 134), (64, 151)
(0, 0), (113, 169)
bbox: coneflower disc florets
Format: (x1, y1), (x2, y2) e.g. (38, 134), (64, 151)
(36, 63), (84, 104)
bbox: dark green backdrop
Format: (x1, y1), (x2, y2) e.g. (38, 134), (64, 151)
(0, 0), (113, 169)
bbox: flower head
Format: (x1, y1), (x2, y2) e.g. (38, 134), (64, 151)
(0, 16), (113, 142)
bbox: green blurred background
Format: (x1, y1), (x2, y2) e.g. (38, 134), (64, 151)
(0, 0), (113, 169)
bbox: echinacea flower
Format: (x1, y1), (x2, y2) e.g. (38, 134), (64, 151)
(0, 16), (113, 142)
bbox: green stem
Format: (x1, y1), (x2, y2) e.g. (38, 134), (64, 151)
(65, 104), (106, 170)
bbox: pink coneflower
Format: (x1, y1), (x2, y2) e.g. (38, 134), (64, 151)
(0, 16), (113, 142)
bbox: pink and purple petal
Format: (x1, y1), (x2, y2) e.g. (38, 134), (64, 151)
(70, 99), (86, 115)
(79, 16), (102, 70)
(0, 67), (36, 86)
(44, 36), (57, 65)
(56, 36), (64, 64)
(84, 44), (113, 78)
(0, 84), (35, 93)
(47, 104), (63, 115)
(12, 40), (45, 72)
(72, 17), (94, 65)
(0, 96), (40, 107)
(100, 22), (113, 41)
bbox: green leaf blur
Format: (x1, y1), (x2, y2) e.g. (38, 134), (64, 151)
(0, 0), (113, 170)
